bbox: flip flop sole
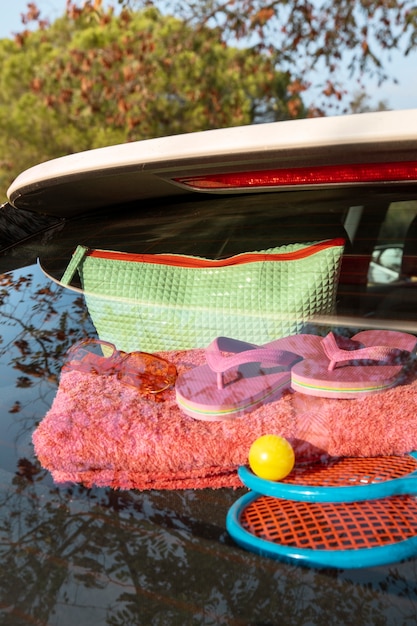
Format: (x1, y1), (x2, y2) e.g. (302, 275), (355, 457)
(175, 334), (325, 421)
(176, 364), (291, 420)
(291, 328), (416, 399)
(353, 329), (417, 353)
(291, 361), (402, 398)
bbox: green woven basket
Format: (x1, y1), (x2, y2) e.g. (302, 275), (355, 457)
(61, 239), (345, 352)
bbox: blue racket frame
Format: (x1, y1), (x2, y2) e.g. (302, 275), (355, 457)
(238, 451), (417, 503)
(226, 490), (417, 569)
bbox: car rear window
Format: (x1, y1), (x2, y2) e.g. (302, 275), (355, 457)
(36, 185), (417, 334)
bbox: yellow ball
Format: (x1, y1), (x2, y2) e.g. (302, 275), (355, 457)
(248, 435), (295, 481)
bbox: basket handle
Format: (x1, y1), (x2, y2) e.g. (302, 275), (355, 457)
(61, 245), (89, 286)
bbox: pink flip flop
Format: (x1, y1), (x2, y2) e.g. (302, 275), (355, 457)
(291, 329), (417, 399)
(175, 334), (324, 421)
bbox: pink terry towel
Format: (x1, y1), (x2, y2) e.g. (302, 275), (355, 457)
(33, 348), (417, 491)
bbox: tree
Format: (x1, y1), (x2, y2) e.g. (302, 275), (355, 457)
(348, 90), (389, 114)
(118, 0), (417, 110)
(0, 2), (302, 198)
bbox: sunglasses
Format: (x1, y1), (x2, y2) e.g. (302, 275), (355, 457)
(62, 339), (177, 398)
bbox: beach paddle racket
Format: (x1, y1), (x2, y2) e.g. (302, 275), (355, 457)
(238, 453), (417, 502)
(226, 453), (417, 568)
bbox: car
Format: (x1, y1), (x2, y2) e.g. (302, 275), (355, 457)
(1, 108), (417, 622)
(368, 244), (404, 283)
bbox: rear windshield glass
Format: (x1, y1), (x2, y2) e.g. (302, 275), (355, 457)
(39, 186), (417, 336)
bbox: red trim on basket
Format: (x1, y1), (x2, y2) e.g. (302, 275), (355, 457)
(85, 238), (345, 268)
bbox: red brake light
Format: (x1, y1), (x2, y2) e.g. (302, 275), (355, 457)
(174, 161), (417, 190)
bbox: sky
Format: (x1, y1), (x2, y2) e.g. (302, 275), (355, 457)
(1, 0), (416, 112)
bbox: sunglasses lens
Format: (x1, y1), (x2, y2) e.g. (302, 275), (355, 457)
(63, 341), (176, 396)
(64, 340), (118, 373)
(121, 353), (177, 393)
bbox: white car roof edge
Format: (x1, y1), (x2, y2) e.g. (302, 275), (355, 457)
(7, 108), (417, 200)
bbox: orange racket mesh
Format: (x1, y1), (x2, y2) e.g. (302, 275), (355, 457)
(241, 495), (417, 550)
(282, 455), (417, 487)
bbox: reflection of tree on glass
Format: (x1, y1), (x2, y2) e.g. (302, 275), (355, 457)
(0, 265), (95, 387)
(1, 468), (417, 624)
(0, 264), (96, 475)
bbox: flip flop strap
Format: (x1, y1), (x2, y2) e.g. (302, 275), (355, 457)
(322, 332), (405, 372)
(205, 336), (299, 389)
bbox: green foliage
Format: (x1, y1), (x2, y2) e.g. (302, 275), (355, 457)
(124, 0), (417, 103)
(0, 4), (300, 198)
